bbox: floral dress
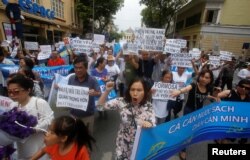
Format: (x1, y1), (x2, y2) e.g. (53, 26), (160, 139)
(102, 97), (155, 160)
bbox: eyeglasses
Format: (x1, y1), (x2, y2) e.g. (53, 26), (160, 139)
(238, 85), (250, 91)
(7, 89), (25, 95)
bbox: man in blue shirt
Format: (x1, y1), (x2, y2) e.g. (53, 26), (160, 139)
(68, 56), (101, 134)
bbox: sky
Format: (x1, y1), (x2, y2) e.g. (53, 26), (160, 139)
(114, 0), (145, 32)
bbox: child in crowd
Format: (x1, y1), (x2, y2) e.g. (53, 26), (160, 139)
(152, 70), (173, 125)
(31, 116), (95, 160)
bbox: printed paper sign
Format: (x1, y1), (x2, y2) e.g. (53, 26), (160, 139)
(152, 82), (177, 101)
(171, 53), (193, 67)
(94, 34), (105, 44)
(38, 45), (52, 60)
(220, 51), (232, 61)
(57, 84), (89, 111)
(189, 50), (201, 60)
(70, 38), (92, 55)
(134, 28), (165, 51)
(164, 39), (187, 54)
(24, 41), (39, 50)
(209, 55), (220, 66)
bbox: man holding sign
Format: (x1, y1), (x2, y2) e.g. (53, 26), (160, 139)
(68, 56), (101, 134)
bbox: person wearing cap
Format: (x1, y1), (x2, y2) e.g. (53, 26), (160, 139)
(237, 62), (250, 80)
(47, 50), (65, 66)
(105, 54), (120, 81)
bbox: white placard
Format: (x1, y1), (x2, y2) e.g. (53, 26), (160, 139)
(134, 27), (165, 51)
(24, 41), (39, 50)
(220, 51), (232, 61)
(209, 55), (220, 66)
(189, 50), (201, 60)
(1, 40), (10, 47)
(56, 84), (89, 111)
(71, 38), (92, 55)
(152, 82), (177, 101)
(38, 45), (52, 60)
(127, 42), (139, 54)
(94, 34), (105, 44)
(171, 53), (193, 67)
(164, 39), (187, 54)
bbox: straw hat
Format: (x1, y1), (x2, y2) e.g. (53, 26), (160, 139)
(107, 55), (115, 61)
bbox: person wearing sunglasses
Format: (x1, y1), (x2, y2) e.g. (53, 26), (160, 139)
(7, 74), (54, 160)
(216, 79), (250, 144)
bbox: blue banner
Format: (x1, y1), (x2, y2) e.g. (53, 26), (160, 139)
(0, 64), (73, 98)
(135, 101), (250, 160)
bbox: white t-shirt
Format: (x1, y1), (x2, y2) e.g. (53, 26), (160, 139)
(16, 97), (54, 160)
(105, 64), (120, 77)
(172, 72), (192, 100)
(152, 99), (168, 118)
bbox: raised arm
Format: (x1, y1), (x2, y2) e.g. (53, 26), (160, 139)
(171, 84), (192, 97)
(97, 81), (114, 106)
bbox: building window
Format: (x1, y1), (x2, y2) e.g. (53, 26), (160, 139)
(206, 10), (218, 23)
(51, 0), (64, 19)
(185, 12), (201, 28)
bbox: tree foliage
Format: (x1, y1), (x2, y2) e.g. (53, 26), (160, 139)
(140, 0), (188, 35)
(76, 0), (124, 36)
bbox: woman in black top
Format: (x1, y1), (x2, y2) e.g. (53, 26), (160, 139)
(171, 69), (217, 160)
(172, 69), (217, 114)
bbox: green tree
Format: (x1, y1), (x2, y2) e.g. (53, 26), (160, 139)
(140, 0), (188, 35)
(76, 0), (124, 36)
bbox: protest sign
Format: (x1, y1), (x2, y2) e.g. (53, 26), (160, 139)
(220, 51), (232, 61)
(133, 101), (250, 160)
(209, 55), (220, 66)
(57, 84), (89, 111)
(1, 40), (10, 47)
(127, 42), (139, 54)
(189, 50), (201, 60)
(38, 45), (52, 60)
(134, 27), (165, 51)
(70, 38), (92, 55)
(94, 34), (105, 44)
(171, 53), (193, 67)
(164, 39), (187, 54)
(24, 41), (39, 50)
(152, 82), (177, 101)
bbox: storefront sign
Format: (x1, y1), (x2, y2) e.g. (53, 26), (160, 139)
(2, 0), (55, 19)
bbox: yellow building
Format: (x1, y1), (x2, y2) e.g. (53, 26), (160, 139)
(122, 27), (135, 42)
(0, 0), (83, 44)
(173, 0), (250, 57)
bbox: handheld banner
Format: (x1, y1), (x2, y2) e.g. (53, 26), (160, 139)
(134, 101), (250, 160)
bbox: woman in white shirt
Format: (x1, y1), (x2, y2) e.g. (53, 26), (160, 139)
(7, 74), (53, 160)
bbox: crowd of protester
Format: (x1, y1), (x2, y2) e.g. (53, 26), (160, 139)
(0, 42), (250, 160)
